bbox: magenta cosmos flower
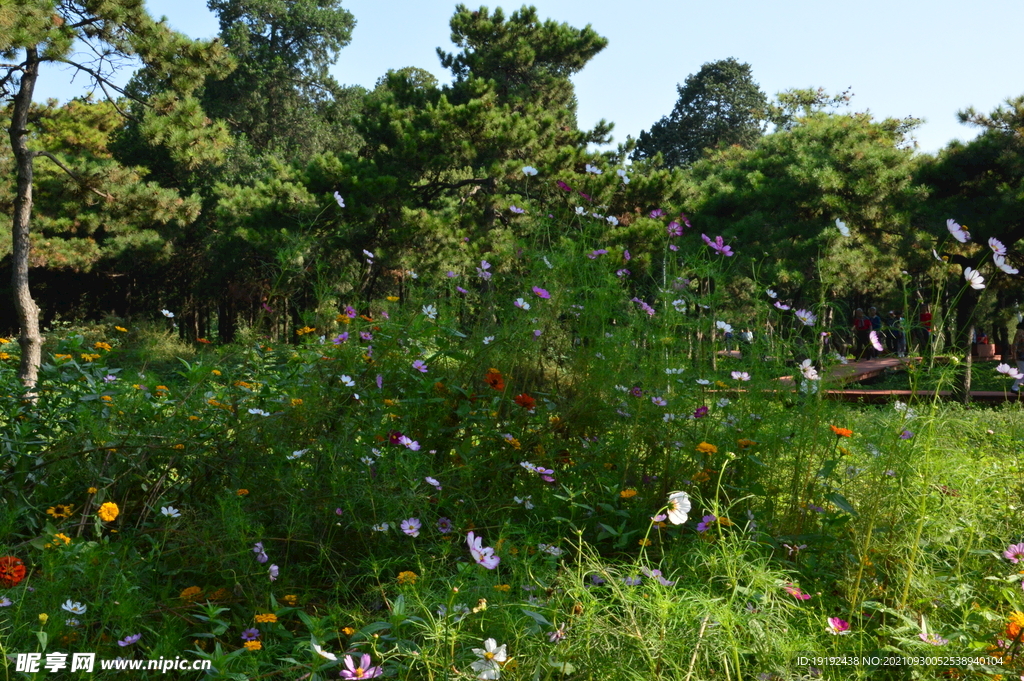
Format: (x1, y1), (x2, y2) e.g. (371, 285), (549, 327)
(783, 583), (811, 600)
(1004, 542), (1024, 563)
(701, 233), (734, 256)
(340, 654), (382, 679)
(827, 617), (850, 635)
(532, 286), (550, 299)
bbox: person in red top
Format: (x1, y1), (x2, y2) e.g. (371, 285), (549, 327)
(915, 304), (932, 353)
(852, 308), (872, 358)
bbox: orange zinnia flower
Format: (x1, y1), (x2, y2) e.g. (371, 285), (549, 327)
(830, 425), (853, 437)
(484, 368), (505, 391)
(0, 556), (26, 587)
(514, 393), (536, 410)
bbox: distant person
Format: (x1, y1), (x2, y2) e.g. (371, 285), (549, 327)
(915, 304), (933, 353)
(1012, 322), (1024, 393)
(884, 310), (906, 357)
(852, 308), (871, 359)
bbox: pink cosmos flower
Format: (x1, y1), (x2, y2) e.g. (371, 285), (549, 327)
(556, 180), (572, 192)
(827, 617), (850, 635)
(532, 286), (550, 298)
(989, 236), (1007, 255)
(701, 233), (734, 256)
(412, 359), (428, 373)
(731, 371), (751, 381)
(467, 531), (500, 569)
(623, 249), (631, 261)
(783, 584), (811, 600)
(667, 222), (683, 237)
(919, 632), (948, 646)
(649, 208), (665, 218)
(651, 396), (667, 406)
(869, 330), (884, 351)
(425, 476), (442, 491)
(1003, 542), (1024, 563)
(268, 564), (279, 581)
(332, 332), (348, 344)
(587, 249), (608, 259)
(774, 301), (791, 311)
(344, 305), (357, 318)
(509, 205), (525, 214)
(340, 654), (382, 679)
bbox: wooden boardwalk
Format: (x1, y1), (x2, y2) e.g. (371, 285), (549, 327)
(776, 356), (920, 387)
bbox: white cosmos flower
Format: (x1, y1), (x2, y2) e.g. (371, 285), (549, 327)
(62, 600), (87, 615)
(483, 336), (494, 345)
(575, 206), (586, 215)
(606, 215), (619, 226)
(947, 219), (970, 243)
(989, 236), (1007, 255)
(835, 218), (850, 237)
(160, 309), (174, 318)
(766, 289), (777, 299)
(341, 375), (355, 387)
(247, 408), (270, 417)
(514, 298), (531, 310)
(932, 248), (944, 262)
(161, 506), (181, 518)
(312, 643), (337, 661)
(522, 165), (538, 176)
(422, 304), (437, 320)
(794, 308), (817, 326)
(696, 379), (711, 385)
(333, 191), (345, 208)
(716, 320), (733, 334)
(470, 638), (508, 679)
(666, 491), (691, 525)
(964, 267), (985, 289)
(617, 168), (630, 184)
(994, 254), (1019, 275)
(799, 359), (820, 381)
(996, 363), (1024, 379)
(584, 163), (602, 175)
(288, 449), (308, 460)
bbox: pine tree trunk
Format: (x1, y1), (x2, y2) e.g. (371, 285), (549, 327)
(9, 47), (43, 390)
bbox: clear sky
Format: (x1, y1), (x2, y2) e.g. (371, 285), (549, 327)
(32, 0), (1024, 155)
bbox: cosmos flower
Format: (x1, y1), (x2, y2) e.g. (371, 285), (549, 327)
(666, 491), (691, 524)
(964, 267), (985, 289)
(532, 286), (550, 298)
(467, 532), (500, 569)
(401, 518), (422, 537)
(340, 653), (382, 679)
(161, 506), (181, 518)
(994, 254), (1019, 274)
(835, 218), (850, 237)
(470, 639), (507, 679)
(333, 191), (345, 208)
(946, 219), (970, 243)
(584, 163), (602, 174)
(731, 371), (751, 381)
(989, 236), (1007, 255)
(766, 289), (777, 298)
(794, 309), (816, 326)
(827, 617), (851, 635)
(701, 233), (734, 256)
(522, 165), (538, 176)
(869, 330), (884, 352)
(997, 363), (1024, 380)
(514, 298), (531, 310)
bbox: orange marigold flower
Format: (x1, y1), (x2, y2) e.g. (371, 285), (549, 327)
(114, 326), (127, 332)
(87, 487), (97, 494)
(342, 626), (356, 636)
(397, 571), (418, 585)
(737, 439), (756, 448)
(484, 368), (505, 391)
(1006, 611), (1024, 639)
(93, 342), (112, 351)
(514, 393), (536, 410)
(695, 442), (718, 454)
(254, 613), (278, 624)
(243, 640), (262, 651)
(830, 425), (853, 438)
(619, 489), (637, 499)
(97, 502), (119, 522)
(237, 489), (249, 496)
(180, 586), (203, 601)
(0, 556), (27, 587)
(638, 538), (652, 547)
(281, 594), (298, 606)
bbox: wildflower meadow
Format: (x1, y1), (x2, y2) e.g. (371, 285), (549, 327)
(3, 2), (1024, 680)
(2, 167), (1024, 680)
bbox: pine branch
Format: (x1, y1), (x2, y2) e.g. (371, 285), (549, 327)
(34, 151), (116, 202)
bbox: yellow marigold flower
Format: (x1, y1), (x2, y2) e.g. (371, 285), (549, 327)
(189, 415), (200, 421)
(638, 538), (652, 547)
(692, 470), (710, 483)
(342, 627), (356, 636)
(237, 489), (249, 496)
(93, 342), (112, 351)
(337, 315), (351, 324)
(619, 489), (637, 499)
(87, 487), (97, 494)
(101, 395), (113, 402)
(397, 571), (418, 585)
(180, 586), (203, 601)
(295, 326), (316, 336)
(0, 337), (9, 344)
(718, 516), (734, 527)
(290, 398), (303, 406)
(114, 326), (127, 332)
(254, 613), (278, 624)
(737, 439), (756, 449)
(54, 354), (72, 360)
(47, 504), (74, 519)
(173, 444), (185, 450)
(80, 353), (100, 362)
(715, 380), (729, 388)
(0, 352), (11, 360)
(383, 399), (398, 407)
(493, 584), (511, 592)
(47, 533), (71, 548)
(39, 613), (49, 625)
(211, 369), (221, 376)
(155, 385), (169, 392)
(282, 594), (298, 606)
(97, 502), (119, 522)
(243, 640), (262, 651)
(695, 442), (718, 455)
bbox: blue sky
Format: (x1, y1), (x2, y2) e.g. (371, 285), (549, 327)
(33, 0), (1024, 155)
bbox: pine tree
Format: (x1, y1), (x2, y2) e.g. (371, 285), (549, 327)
(633, 58), (767, 167)
(1, 0), (232, 388)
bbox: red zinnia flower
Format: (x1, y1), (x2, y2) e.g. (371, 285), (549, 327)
(0, 556), (26, 588)
(514, 393), (536, 410)
(484, 368), (505, 391)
